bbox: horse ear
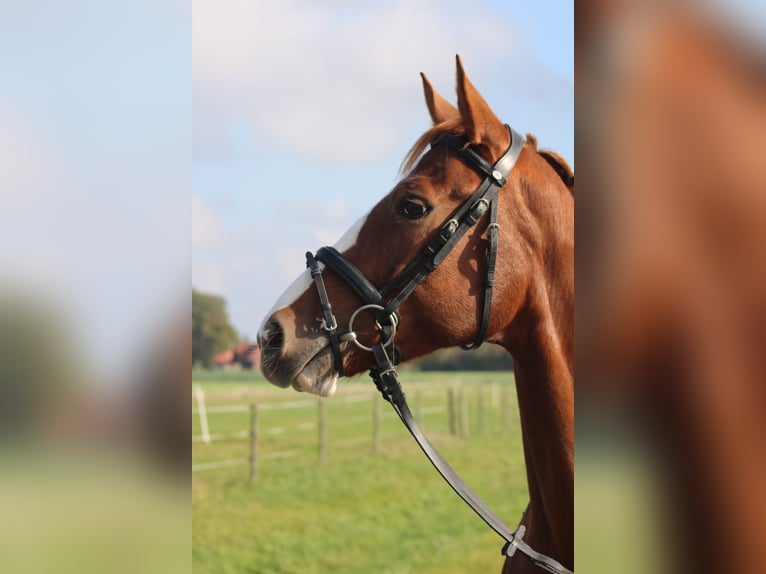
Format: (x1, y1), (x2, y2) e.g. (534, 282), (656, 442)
(421, 72), (459, 125)
(455, 55), (507, 149)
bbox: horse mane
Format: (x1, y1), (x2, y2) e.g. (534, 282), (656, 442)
(402, 123), (574, 196)
(540, 151), (575, 193)
(525, 134), (575, 194)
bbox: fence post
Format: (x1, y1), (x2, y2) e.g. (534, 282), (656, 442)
(249, 404), (258, 484)
(448, 388), (457, 435)
(477, 386), (485, 435)
(459, 385), (469, 438)
(195, 385), (211, 445)
(318, 399), (327, 464)
(373, 392), (381, 453)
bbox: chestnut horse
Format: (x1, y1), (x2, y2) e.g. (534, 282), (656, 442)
(258, 56), (573, 574)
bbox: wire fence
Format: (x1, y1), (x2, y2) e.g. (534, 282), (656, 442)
(192, 382), (515, 482)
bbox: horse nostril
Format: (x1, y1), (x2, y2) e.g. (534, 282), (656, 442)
(260, 320), (284, 362)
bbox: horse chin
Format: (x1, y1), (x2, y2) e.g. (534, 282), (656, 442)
(293, 372), (338, 397)
(291, 350), (339, 397)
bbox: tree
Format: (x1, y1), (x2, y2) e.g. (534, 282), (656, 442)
(410, 344), (515, 371)
(192, 289), (238, 368)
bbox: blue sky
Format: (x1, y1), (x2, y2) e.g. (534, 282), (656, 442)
(0, 1), (572, 376)
(193, 0), (574, 341)
(1, 1), (190, 379)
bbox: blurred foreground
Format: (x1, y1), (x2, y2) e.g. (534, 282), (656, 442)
(0, 453), (188, 574)
(577, 2), (766, 573)
(0, 1), (189, 572)
(0, 290), (190, 574)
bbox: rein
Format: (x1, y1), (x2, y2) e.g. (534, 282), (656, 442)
(305, 125), (573, 574)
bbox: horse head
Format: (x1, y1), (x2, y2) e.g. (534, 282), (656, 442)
(258, 56), (573, 397)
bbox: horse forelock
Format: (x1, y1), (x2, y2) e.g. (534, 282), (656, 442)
(399, 118), (468, 175)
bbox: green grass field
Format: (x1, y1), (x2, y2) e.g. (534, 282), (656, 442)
(192, 370), (527, 574)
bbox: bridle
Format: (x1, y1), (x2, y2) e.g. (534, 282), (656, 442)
(304, 125), (573, 574)
(307, 124), (522, 374)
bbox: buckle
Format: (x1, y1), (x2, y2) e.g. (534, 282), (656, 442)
(466, 198), (489, 224)
(320, 315), (338, 332)
(501, 525), (526, 557)
(441, 218), (458, 238)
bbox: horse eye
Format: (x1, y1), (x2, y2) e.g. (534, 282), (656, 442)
(396, 198), (430, 220)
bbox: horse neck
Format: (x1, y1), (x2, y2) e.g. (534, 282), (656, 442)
(501, 190), (574, 568)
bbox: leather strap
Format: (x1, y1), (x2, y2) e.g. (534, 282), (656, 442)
(437, 125), (522, 348)
(370, 343), (573, 574)
(315, 246), (400, 335)
(306, 251), (346, 377)
(463, 191), (500, 350)
(316, 247), (386, 308)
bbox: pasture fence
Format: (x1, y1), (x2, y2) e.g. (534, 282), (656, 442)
(192, 381), (514, 483)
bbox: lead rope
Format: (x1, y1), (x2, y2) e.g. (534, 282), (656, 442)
(369, 343), (573, 574)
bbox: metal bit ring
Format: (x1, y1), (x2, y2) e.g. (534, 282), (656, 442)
(347, 304), (396, 352)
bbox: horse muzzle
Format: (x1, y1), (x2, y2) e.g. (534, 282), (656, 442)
(258, 315), (339, 396)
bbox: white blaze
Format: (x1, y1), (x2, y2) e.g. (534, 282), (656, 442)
(259, 213), (369, 332)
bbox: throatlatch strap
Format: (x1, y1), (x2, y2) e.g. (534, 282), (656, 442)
(463, 190), (500, 350)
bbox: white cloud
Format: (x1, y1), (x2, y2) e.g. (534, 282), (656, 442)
(192, 264), (227, 295)
(0, 109), (56, 204)
(0, 108), (69, 284)
(192, 0), (539, 165)
(192, 195), (224, 249)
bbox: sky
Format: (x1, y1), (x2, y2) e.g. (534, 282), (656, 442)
(4, 1), (762, 380)
(192, 0), (574, 341)
(1, 0), (190, 381)
(0, 1), (572, 379)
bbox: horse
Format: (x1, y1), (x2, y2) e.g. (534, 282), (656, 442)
(258, 56), (574, 574)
